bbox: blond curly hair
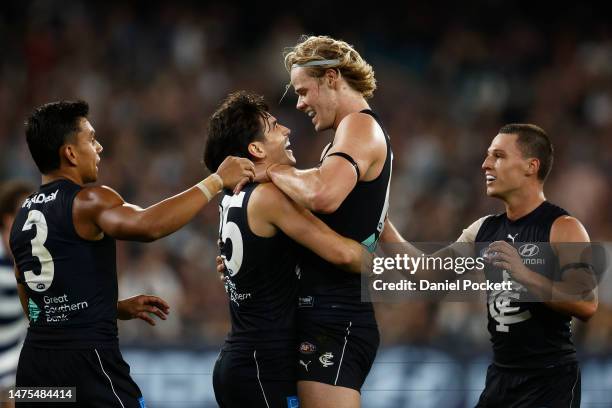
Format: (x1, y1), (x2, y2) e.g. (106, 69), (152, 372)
(284, 35), (377, 99)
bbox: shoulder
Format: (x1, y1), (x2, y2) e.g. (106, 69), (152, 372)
(74, 185), (125, 213)
(457, 215), (494, 243)
(551, 215), (590, 242)
(331, 112), (387, 170)
(250, 183), (289, 210)
(247, 182), (296, 227)
(335, 111), (385, 145)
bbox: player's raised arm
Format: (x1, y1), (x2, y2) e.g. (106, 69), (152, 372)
(250, 183), (367, 273)
(75, 156), (254, 242)
(267, 111), (385, 213)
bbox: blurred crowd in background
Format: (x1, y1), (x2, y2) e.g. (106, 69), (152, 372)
(1, 1), (611, 357)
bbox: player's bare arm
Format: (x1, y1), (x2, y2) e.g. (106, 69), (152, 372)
(249, 182), (367, 273)
(73, 156), (254, 241)
(267, 112), (386, 213)
(379, 218), (468, 282)
(488, 216), (597, 321)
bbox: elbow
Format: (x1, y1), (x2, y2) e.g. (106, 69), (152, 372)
(122, 220), (163, 242)
(140, 234), (158, 243)
(134, 213), (167, 241)
(142, 226), (165, 242)
(336, 248), (356, 269)
(334, 244), (363, 273)
(576, 302), (598, 322)
(310, 191), (341, 214)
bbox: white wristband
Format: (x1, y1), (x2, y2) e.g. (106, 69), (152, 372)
(211, 173), (223, 189)
(196, 181), (214, 201)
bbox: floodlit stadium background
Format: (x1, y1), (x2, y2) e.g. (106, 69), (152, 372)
(1, 1), (611, 407)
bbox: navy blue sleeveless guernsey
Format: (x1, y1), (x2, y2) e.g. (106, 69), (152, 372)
(218, 183), (299, 351)
(300, 109), (393, 312)
(9, 179), (118, 348)
(475, 201), (575, 368)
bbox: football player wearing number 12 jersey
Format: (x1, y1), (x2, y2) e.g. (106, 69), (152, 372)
(383, 124), (596, 407)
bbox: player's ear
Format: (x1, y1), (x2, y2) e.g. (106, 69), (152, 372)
(324, 69), (339, 89)
(526, 158), (539, 177)
(247, 141), (266, 160)
(61, 144), (79, 167)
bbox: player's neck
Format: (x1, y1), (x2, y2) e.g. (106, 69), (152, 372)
(41, 169), (84, 186)
(503, 187), (546, 221)
(332, 94), (369, 130)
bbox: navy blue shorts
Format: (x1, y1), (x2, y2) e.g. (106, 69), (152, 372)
(476, 362), (581, 408)
(296, 311), (379, 392)
(16, 345), (145, 408)
(213, 347), (299, 408)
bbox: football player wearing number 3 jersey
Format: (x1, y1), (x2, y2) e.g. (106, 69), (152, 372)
(9, 100), (255, 407)
(204, 91), (370, 408)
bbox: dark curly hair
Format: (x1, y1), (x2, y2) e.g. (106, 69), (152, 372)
(204, 91), (269, 172)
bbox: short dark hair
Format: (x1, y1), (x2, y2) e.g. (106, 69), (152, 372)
(0, 180), (34, 228)
(204, 91), (269, 172)
(25, 100), (89, 174)
(499, 123), (553, 181)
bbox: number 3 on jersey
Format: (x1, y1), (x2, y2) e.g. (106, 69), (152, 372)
(219, 192), (245, 277)
(22, 210), (55, 292)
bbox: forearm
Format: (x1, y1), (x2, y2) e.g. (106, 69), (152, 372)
(544, 299), (597, 321)
(105, 175), (222, 241)
(518, 270), (597, 320)
(340, 238), (369, 274)
(379, 220), (422, 258)
(379, 220), (459, 281)
(281, 204), (367, 274)
(117, 299), (129, 320)
(296, 229), (366, 274)
(136, 184), (213, 240)
(268, 165), (324, 211)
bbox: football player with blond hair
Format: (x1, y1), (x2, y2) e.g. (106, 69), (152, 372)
(263, 35), (393, 407)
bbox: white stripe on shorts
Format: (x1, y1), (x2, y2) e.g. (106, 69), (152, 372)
(570, 367), (579, 407)
(95, 349), (126, 408)
(254, 350), (270, 408)
(334, 321), (352, 385)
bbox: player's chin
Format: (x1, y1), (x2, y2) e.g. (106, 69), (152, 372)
(86, 170), (99, 183)
(485, 187), (503, 198)
(285, 151), (296, 165)
(315, 122), (331, 132)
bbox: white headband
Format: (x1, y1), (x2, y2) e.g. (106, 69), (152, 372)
(292, 59), (340, 68)
(282, 59), (341, 103)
